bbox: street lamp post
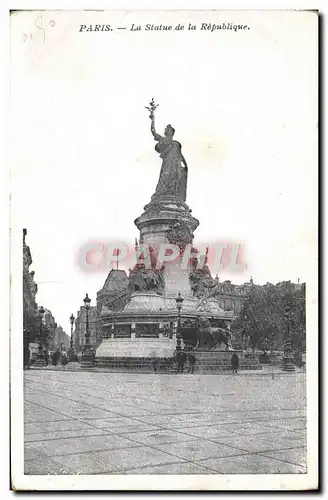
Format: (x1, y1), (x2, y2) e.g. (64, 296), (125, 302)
(53, 321), (57, 350)
(284, 306), (290, 340)
(69, 313), (78, 362)
(175, 292), (184, 352)
(243, 313), (248, 351)
(282, 305), (295, 372)
(81, 294), (93, 369)
(243, 330), (247, 351)
(35, 306), (46, 367)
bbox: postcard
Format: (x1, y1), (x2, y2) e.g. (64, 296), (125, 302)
(10, 9), (318, 491)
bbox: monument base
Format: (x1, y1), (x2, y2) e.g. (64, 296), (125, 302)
(96, 337), (177, 360)
(34, 351), (47, 368)
(81, 349), (94, 369)
(96, 343), (261, 371)
(190, 350), (262, 372)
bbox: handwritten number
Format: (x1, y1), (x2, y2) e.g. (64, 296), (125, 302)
(22, 32), (32, 42)
(23, 17), (55, 43)
(35, 16), (46, 42)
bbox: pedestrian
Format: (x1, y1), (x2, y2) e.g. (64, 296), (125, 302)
(61, 350), (68, 366)
(91, 349), (96, 367)
(24, 346), (30, 370)
(162, 358), (167, 372)
(55, 348), (61, 366)
(166, 357), (174, 372)
(152, 359), (158, 373)
(177, 351), (187, 374)
(231, 352), (239, 374)
(187, 353), (196, 373)
(44, 349), (49, 366)
(51, 351), (57, 366)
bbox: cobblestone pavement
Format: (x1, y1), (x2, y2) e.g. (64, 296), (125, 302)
(24, 370), (307, 475)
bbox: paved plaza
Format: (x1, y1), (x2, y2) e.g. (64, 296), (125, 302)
(24, 369), (307, 475)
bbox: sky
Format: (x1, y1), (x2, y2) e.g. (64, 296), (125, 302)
(10, 10), (317, 333)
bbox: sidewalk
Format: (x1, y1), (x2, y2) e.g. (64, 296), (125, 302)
(28, 363), (305, 376)
(24, 369), (307, 475)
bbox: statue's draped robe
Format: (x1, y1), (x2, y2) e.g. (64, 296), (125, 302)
(153, 137), (187, 202)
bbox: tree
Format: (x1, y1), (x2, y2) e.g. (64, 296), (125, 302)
(232, 281), (306, 352)
(23, 303), (39, 347)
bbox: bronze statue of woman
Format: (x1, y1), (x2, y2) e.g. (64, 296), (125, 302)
(146, 100), (188, 202)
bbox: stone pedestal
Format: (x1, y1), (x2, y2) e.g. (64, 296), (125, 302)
(96, 184), (236, 366)
(96, 337), (176, 359)
(34, 349), (47, 367)
(69, 345), (78, 362)
(96, 287), (233, 365)
(282, 339), (295, 372)
(194, 350), (262, 372)
(282, 358), (295, 371)
(134, 197), (199, 299)
(134, 197), (199, 244)
(96, 336), (177, 370)
(81, 349), (94, 369)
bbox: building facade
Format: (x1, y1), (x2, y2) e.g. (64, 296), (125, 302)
(23, 229), (39, 363)
(74, 305), (100, 352)
(54, 325), (70, 350)
(210, 278), (253, 314)
(23, 229), (70, 364)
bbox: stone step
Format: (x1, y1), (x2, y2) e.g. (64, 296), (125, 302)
(96, 357), (261, 371)
(191, 357), (237, 364)
(197, 366), (261, 370)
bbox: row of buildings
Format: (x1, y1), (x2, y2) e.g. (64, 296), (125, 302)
(23, 229), (70, 362)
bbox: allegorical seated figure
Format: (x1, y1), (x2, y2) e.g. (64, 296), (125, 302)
(146, 99), (188, 202)
(128, 263), (164, 294)
(189, 265), (214, 297)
